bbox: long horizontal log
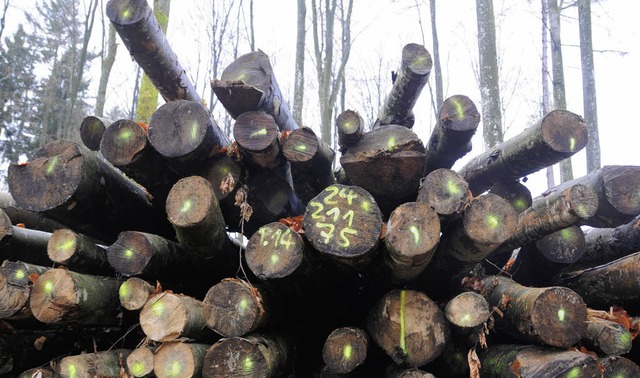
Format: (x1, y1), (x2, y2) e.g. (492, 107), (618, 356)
(140, 291), (209, 342)
(322, 327), (368, 375)
(106, 0), (199, 102)
(58, 349), (131, 378)
(0, 192), (64, 232)
(577, 214), (640, 269)
(458, 110), (588, 195)
(0, 209), (52, 265)
(154, 342), (209, 378)
(8, 140), (173, 241)
(47, 228), (111, 275)
(80, 115), (111, 151)
(424, 95), (480, 173)
(374, 43), (432, 129)
(0, 260), (49, 319)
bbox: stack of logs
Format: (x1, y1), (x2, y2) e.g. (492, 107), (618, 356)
(1, 0), (639, 376)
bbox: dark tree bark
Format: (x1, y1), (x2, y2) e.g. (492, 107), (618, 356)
(336, 109), (365, 152)
(119, 277), (155, 311)
(140, 291), (210, 342)
(47, 228), (111, 275)
(80, 115), (112, 151)
(95, 24), (118, 118)
(58, 350), (131, 378)
(457, 110), (588, 195)
(0, 192), (64, 232)
(0, 209), (53, 266)
(488, 180), (532, 214)
(154, 342), (209, 378)
(322, 327), (368, 374)
(578, 214), (640, 268)
(582, 317), (633, 356)
(599, 356), (640, 378)
(374, 43), (432, 129)
(127, 346), (155, 377)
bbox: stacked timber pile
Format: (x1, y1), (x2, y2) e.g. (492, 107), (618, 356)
(1, 0), (639, 376)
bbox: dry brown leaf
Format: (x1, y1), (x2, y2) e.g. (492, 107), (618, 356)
(499, 293), (511, 311)
(33, 336), (46, 351)
(28, 273), (40, 284)
(492, 306), (504, 318)
(279, 215), (304, 234)
(461, 276), (485, 295)
(468, 348), (481, 378)
(478, 328), (488, 349)
(235, 186), (248, 207)
(220, 172), (235, 195)
(153, 281), (163, 295)
(240, 203), (253, 222)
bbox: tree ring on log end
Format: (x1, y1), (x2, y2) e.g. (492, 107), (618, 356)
(445, 291), (490, 329)
(530, 286), (587, 347)
(166, 176), (216, 228)
(107, 231), (154, 276)
(246, 222), (304, 279)
(47, 229), (79, 263)
(541, 110), (588, 154)
(140, 292), (189, 342)
(154, 342), (201, 378)
(234, 111), (279, 153)
(282, 127), (320, 163)
(203, 278), (266, 337)
(30, 269), (76, 323)
(100, 119), (148, 166)
(462, 193), (517, 247)
(402, 43), (432, 76)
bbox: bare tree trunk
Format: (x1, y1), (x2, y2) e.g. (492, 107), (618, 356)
(0, 0), (9, 46)
(548, 0), (574, 182)
(293, 0), (306, 126)
(130, 66), (141, 119)
(541, 0), (554, 189)
(429, 0), (443, 110)
(207, 0), (234, 112)
(95, 23), (118, 117)
(578, 0), (601, 173)
(248, 0), (255, 51)
(476, 0), (503, 149)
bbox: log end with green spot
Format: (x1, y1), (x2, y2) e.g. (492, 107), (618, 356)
(361, 201), (371, 212)
(166, 361), (182, 377)
(451, 98), (465, 120)
(446, 179), (461, 195)
(150, 300), (164, 316)
(409, 225), (421, 245)
(513, 198), (528, 212)
(57, 238), (76, 252)
(461, 313), (472, 324)
(14, 269), (25, 280)
(118, 129), (132, 141)
(249, 128), (267, 139)
(239, 298), (248, 312)
(565, 366), (581, 378)
(387, 136), (396, 151)
(190, 122), (199, 141)
(560, 228), (575, 241)
(121, 8), (132, 19)
(43, 281), (54, 294)
(124, 249), (135, 259)
(243, 356), (254, 371)
(569, 137), (576, 152)
(270, 254), (279, 265)
(45, 156), (59, 175)
(343, 344), (353, 360)
(557, 307), (566, 322)
(486, 214), (500, 229)
(119, 281), (130, 300)
(294, 144), (307, 152)
(67, 363), (77, 378)
(130, 362), (145, 377)
(180, 199), (193, 213)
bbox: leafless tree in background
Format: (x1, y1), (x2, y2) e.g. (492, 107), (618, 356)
(293, 0), (306, 126)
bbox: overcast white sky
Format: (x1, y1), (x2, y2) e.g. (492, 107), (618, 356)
(3, 0), (639, 197)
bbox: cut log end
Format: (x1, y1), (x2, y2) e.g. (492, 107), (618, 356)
(79, 116), (109, 151)
(322, 327), (368, 374)
(445, 291), (490, 329)
(100, 119), (148, 166)
(541, 110), (589, 154)
(530, 286), (588, 347)
(245, 222), (304, 279)
(234, 111), (279, 152)
(417, 168), (471, 216)
(154, 342), (208, 378)
(202, 335), (286, 378)
(438, 95), (480, 132)
(336, 110), (365, 149)
(107, 231), (153, 276)
(30, 268), (77, 323)
(462, 193), (518, 249)
(282, 127), (322, 163)
(127, 347), (155, 377)
(385, 202), (440, 259)
(119, 277), (154, 311)
(140, 292), (204, 342)
(488, 180), (532, 214)
(47, 228), (79, 263)
(534, 226), (586, 264)
(106, 0), (148, 25)
(402, 43), (432, 75)
(166, 176), (217, 228)
(565, 184), (599, 219)
(602, 165), (640, 216)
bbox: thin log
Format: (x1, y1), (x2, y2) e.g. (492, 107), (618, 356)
(106, 0), (200, 102)
(19, 368), (54, 378)
(0, 192), (64, 232)
(234, 111), (283, 170)
(341, 125), (426, 214)
(0, 261), (49, 319)
(148, 100), (229, 174)
(282, 127), (336, 204)
(211, 50), (298, 131)
(416, 168), (472, 221)
(382, 202), (440, 282)
(578, 214), (640, 268)
(80, 115), (112, 151)
(555, 251), (640, 311)
(336, 110), (365, 152)
(488, 180), (532, 214)
(119, 277), (155, 311)
(245, 222), (307, 282)
(482, 275), (587, 347)
(8, 140), (172, 241)
(303, 184), (383, 268)
(444, 291), (491, 334)
(0, 209), (52, 265)
(539, 165), (640, 227)
(154, 342), (209, 378)
(479, 344), (600, 377)
(582, 317), (633, 356)
(457, 110), (588, 195)
(202, 333), (288, 378)
(47, 228), (111, 275)
(374, 43), (432, 129)
(58, 349), (131, 378)
(366, 289), (448, 367)
(424, 95), (480, 173)
(203, 278), (269, 338)
(599, 356), (640, 377)
(30, 268), (122, 325)
(322, 327), (368, 374)
(140, 292), (209, 342)
(127, 346), (155, 377)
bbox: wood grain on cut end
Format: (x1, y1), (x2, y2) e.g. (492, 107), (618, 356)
(444, 291), (490, 329)
(166, 176), (216, 228)
(154, 342), (209, 378)
(127, 346), (155, 377)
(119, 277), (155, 311)
(100, 119), (148, 166)
(402, 43), (432, 75)
(540, 110), (588, 154)
(322, 327), (368, 374)
(140, 292), (206, 342)
(417, 168), (471, 217)
(463, 194), (517, 248)
(245, 222), (304, 280)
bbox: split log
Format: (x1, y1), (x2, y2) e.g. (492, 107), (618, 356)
(8, 140), (173, 241)
(119, 277), (155, 311)
(202, 333), (288, 378)
(599, 356), (640, 377)
(0, 209), (52, 265)
(211, 50), (298, 131)
(495, 184), (598, 254)
(416, 168), (472, 221)
(30, 268), (122, 325)
(0, 261), (49, 319)
(322, 327), (368, 374)
(80, 115), (111, 151)
(457, 110), (588, 195)
(282, 127), (336, 204)
(47, 229), (111, 275)
(578, 214), (640, 268)
(166, 176), (230, 260)
(58, 349), (131, 378)
(382, 202), (440, 282)
(106, 0), (200, 102)
(154, 342), (209, 378)
(245, 222), (308, 282)
(554, 251), (640, 311)
(336, 110), (365, 152)
(341, 125), (426, 214)
(303, 184), (383, 268)
(234, 111), (284, 170)
(488, 180), (532, 214)
(444, 291), (491, 338)
(539, 165), (640, 227)
(0, 192), (64, 232)
(374, 43), (432, 129)
(107, 231), (188, 278)
(148, 100), (229, 174)
(423, 95), (480, 173)
(582, 317), (633, 356)
(479, 344), (600, 377)
(127, 346), (155, 377)
(19, 368), (54, 378)
(203, 278), (269, 337)
(482, 275), (587, 347)
(140, 292), (209, 342)
(366, 289), (448, 367)
(100, 119), (179, 205)
(385, 367), (435, 378)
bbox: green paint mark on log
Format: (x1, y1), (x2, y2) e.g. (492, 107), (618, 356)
(151, 300), (164, 316)
(119, 129), (132, 140)
(167, 360), (182, 377)
(250, 128), (267, 139)
(557, 308), (566, 322)
(45, 156), (59, 175)
(119, 282), (130, 299)
(409, 225), (421, 245)
(446, 179), (460, 194)
(387, 136), (396, 151)
(565, 366), (581, 378)
(620, 331), (632, 345)
(361, 201), (371, 212)
(461, 313), (472, 324)
(58, 238), (76, 252)
(270, 254), (279, 265)
(191, 122), (199, 141)
(243, 356), (254, 371)
(239, 298), (248, 311)
(613, 374), (625, 378)
(67, 363), (77, 378)
(131, 362), (145, 377)
(486, 215), (500, 229)
(513, 198), (528, 212)
(43, 281), (54, 294)
(451, 98), (465, 119)
(124, 249), (134, 259)
(399, 290), (407, 355)
(14, 269), (25, 280)
(569, 137), (576, 152)
(343, 344), (353, 360)
(180, 199), (193, 213)
(294, 144), (307, 152)
(560, 228), (574, 241)
(121, 8), (132, 19)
